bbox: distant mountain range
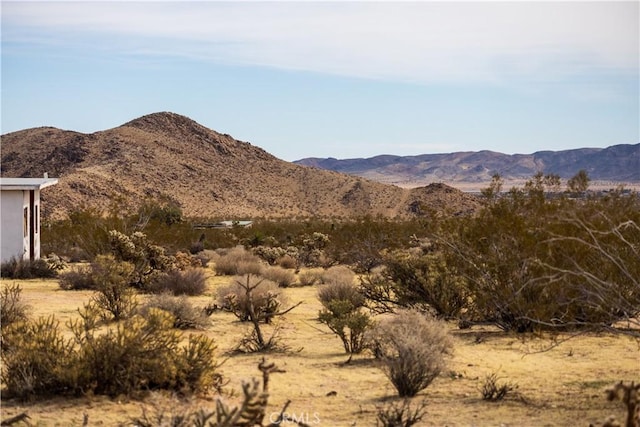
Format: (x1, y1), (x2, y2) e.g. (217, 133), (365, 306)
(294, 144), (640, 188)
(0, 112), (480, 220)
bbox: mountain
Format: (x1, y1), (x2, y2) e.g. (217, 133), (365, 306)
(295, 144), (640, 188)
(0, 112), (480, 220)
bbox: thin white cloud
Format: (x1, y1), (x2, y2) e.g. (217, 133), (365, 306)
(2, 1), (638, 84)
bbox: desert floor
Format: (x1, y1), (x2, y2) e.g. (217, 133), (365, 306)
(1, 269), (638, 427)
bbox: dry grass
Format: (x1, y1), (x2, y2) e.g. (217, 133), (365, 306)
(1, 268), (638, 426)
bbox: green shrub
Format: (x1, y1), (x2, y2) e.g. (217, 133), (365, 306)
(261, 266), (296, 288)
(140, 294), (211, 330)
(318, 280), (365, 309)
(3, 308), (222, 399)
(318, 281), (371, 355)
(216, 275), (286, 324)
(70, 308), (221, 397)
(1, 315), (77, 399)
(361, 251), (469, 319)
(366, 309), (452, 397)
(1, 257), (58, 279)
(146, 268), (208, 296)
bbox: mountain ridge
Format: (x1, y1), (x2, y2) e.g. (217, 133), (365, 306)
(0, 112), (481, 220)
(294, 144), (640, 187)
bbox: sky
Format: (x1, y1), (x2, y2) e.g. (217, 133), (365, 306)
(1, 1), (638, 161)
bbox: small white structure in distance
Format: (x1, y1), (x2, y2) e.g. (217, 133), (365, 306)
(1, 176), (59, 263)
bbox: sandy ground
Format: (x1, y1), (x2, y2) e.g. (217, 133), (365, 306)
(1, 272), (638, 426)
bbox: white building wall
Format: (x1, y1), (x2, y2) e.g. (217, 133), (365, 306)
(1, 191), (27, 263)
(33, 189), (41, 260)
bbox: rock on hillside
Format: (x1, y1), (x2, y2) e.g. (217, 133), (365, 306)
(1, 112), (481, 220)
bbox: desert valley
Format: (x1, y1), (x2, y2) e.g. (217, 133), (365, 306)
(1, 112), (639, 427)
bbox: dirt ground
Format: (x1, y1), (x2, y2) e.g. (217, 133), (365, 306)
(1, 270), (638, 426)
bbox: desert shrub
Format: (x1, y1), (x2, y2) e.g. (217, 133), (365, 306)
(318, 280), (365, 309)
(108, 230), (176, 289)
(297, 268), (324, 287)
(0, 284), (31, 352)
(139, 294), (211, 330)
(132, 358), (288, 427)
(376, 398), (428, 427)
(1, 257), (59, 279)
(318, 281), (371, 356)
(252, 245), (287, 265)
(361, 250), (469, 319)
(58, 264), (96, 290)
(214, 246), (263, 276)
(90, 255), (138, 322)
(261, 266), (296, 288)
(0, 284), (31, 329)
(69, 308), (221, 397)
(439, 184), (640, 333)
(216, 275), (286, 324)
(1, 315), (77, 399)
(366, 309), (452, 397)
(480, 373), (518, 401)
(276, 254), (297, 270)
(321, 265), (356, 286)
(146, 268), (207, 296)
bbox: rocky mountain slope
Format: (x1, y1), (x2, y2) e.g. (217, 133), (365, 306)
(1, 112), (480, 220)
(295, 144), (640, 187)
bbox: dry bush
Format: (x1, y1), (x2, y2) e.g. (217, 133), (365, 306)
(276, 255), (297, 270)
(376, 398), (428, 427)
(139, 293), (211, 330)
(214, 246), (263, 276)
(146, 268), (208, 296)
(132, 358), (291, 427)
(1, 284), (31, 353)
(297, 268), (324, 287)
(1, 257), (58, 279)
(0, 283), (31, 329)
(321, 265), (356, 286)
(366, 309), (452, 397)
(58, 264), (96, 290)
(90, 255), (139, 322)
(480, 373), (518, 401)
(216, 276), (286, 323)
(261, 266), (296, 288)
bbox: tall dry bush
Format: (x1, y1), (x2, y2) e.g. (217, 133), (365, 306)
(366, 309), (452, 397)
(214, 246), (263, 276)
(321, 265), (356, 286)
(139, 294), (211, 330)
(216, 275), (286, 324)
(146, 268), (208, 296)
(261, 266), (296, 288)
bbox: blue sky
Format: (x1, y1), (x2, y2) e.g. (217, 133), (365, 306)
(1, 1), (638, 161)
